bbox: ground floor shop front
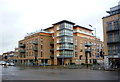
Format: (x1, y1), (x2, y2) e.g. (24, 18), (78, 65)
(14, 57), (103, 66)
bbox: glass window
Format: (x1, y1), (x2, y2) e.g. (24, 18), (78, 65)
(107, 22), (112, 31)
(80, 29), (82, 31)
(75, 52), (78, 57)
(80, 43), (82, 46)
(41, 52), (43, 57)
(114, 20), (119, 29)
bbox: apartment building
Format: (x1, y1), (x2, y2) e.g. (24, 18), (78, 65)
(0, 55), (2, 61)
(17, 20), (103, 65)
(2, 51), (16, 62)
(102, 4), (120, 66)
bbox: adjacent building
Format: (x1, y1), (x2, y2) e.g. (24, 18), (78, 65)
(17, 20), (103, 65)
(2, 48), (19, 63)
(2, 51), (16, 62)
(0, 55), (2, 61)
(102, 4), (120, 66)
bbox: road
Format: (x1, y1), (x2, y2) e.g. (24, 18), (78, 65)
(1, 65), (120, 80)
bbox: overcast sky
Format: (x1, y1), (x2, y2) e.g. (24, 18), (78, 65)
(0, 0), (119, 55)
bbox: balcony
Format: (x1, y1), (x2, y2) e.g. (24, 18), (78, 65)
(60, 40), (73, 43)
(58, 33), (73, 37)
(50, 42), (54, 46)
(107, 39), (120, 44)
(57, 41), (61, 43)
(50, 55), (54, 59)
(57, 54), (73, 58)
(57, 48), (60, 50)
(56, 28), (60, 30)
(85, 49), (92, 52)
(58, 27), (73, 31)
(85, 43), (92, 47)
(73, 30), (93, 36)
(107, 28), (119, 32)
(19, 49), (25, 53)
(50, 48), (54, 52)
(19, 44), (25, 48)
(32, 47), (38, 51)
(59, 47), (73, 50)
(32, 41), (38, 45)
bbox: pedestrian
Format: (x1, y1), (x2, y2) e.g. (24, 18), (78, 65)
(6, 62), (9, 68)
(116, 61), (119, 69)
(110, 61), (113, 69)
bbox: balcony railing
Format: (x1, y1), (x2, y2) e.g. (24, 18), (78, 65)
(32, 41), (38, 45)
(50, 42), (54, 45)
(57, 41), (60, 43)
(85, 43), (92, 47)
(59, 40), (73, 43)
(107, 39), (120, 43)
(73, 30), (93, 36)
(50, 48), (54, 52)
(57, 54), (73, 58)
(85, 49), (92, 52)
(59, 27), (73, 31)
(57, 48), (60, 50)
(107, 27), (119, 32)
(32, 47), (38, 51)
(59, 33), (73, 36)
(50, 55), (54, 58)
(19, 49), (25, 53)
(59, 47), (73, 50)
(19, 44), (25, 48)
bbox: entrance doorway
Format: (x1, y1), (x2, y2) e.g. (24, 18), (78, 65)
(57, 58), (63, 65)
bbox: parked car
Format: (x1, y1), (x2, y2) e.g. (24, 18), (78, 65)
(1, 61), (7, 65)
(0, 61), (4, 65)
(8, 62), (15, 66)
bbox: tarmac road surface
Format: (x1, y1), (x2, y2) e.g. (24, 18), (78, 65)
(2, 65), (120, 80)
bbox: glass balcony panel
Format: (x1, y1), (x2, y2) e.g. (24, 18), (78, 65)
(19, 44), (25, 48)
(19, 49), (25, 53)
(32, 47), (38, 51)
(32, 40), (38, 45)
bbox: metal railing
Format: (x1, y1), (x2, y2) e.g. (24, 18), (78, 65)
(32, 41), (38, 45)
(19, 44), (25, 48)
(32, 47), (38, 51)
(85, 43), (92, 47)
(19, 49), (25, 53)
(57, 54), (73, 58)
(85, 49), (92, 52)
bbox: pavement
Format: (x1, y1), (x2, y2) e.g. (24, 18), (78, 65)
(1, 65), (120, 80)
